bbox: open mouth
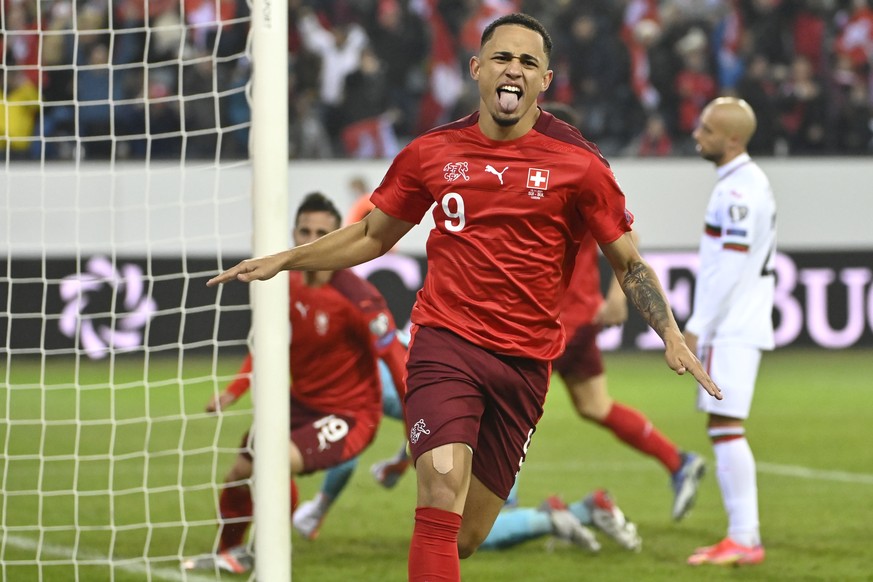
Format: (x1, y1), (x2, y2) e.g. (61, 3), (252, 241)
(497, 85), (522, 113)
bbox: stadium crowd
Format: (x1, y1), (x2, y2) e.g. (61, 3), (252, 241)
(2, 0), (872, 160)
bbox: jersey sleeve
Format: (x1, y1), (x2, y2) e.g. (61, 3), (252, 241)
(717, 186), (756, 253)
(370, 142), (434, 224)
(377, 336), (408, 401)
(225, 353), (253, 398)
(575, 159), (633, 245)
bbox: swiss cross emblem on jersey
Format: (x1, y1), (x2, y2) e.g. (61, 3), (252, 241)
(527, 168), (550, 189)
(526, 168), (550, 199)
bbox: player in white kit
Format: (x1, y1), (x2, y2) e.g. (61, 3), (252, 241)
(683, 97), (776, 566)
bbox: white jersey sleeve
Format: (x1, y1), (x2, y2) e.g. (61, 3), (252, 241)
(685, 154), (776, 349)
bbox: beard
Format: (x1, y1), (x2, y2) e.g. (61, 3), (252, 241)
(491, 112), (521, 127)
(697, 145), (723, 164)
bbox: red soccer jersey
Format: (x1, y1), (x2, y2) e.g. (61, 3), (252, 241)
(559, 234), (603, 336)
(371, 110), (631, 361)
(226, 270), (404, 417)
(288, 270), (401, 416)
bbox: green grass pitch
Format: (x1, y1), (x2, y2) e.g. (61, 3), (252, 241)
(2, 348), (872, 581)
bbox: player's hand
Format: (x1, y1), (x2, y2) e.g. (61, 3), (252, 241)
(206, 391), (237, 412)
(206, 254), (286, 287)
(664, 333), (722, 400)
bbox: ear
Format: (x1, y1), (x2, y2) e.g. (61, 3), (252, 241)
(541, 69), (554, 92)
(470, 56), (480, 81)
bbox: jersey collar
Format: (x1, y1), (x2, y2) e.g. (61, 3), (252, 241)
(716, 152), (751, 182)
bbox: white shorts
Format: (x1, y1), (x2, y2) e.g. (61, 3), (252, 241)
(696, 344), (762, 420)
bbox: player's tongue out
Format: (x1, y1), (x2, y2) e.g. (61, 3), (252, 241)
(497, 86), (521, 113)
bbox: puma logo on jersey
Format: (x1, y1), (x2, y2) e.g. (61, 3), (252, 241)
(294, 301), (309, 318)
(485, 165), (509, 185)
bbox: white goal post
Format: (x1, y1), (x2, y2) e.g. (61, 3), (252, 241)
(1, 0), (290, 578)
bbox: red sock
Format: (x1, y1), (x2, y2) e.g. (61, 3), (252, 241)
(601, 403), (682, 473)
(218, 484), (253, 551)
(408, 507), (462, 582)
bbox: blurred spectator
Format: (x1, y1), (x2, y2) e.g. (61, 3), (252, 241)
(182, 48), (221, 158)
(556, 8), (635, 151)
(41, 0), (76, 101)
(674, 27), (718, 148)
(347, 175), (370, 203)
(791, 1), (828, 74)
(77, 43), (120, 158)
(290, 91), (334, 158)
(830, 70), (873, 154)
(148, 4), (185, 66)
(459, 0), (520, 55)
(745, 0), (794, 68)
(621, 0), (661, 44)
(835, 0), (873, 75)
(711, 0), (746, 91)
(340, 46), (402, 158)
(342, 47), (391, 128)
(737, 54), (780, 155)
(365, 0), (429, 138)
(0, 72), (39, 157)
(148, 81), (184, 159)
(296, 6), (369, 148)
(4, 2), (41, 85)
(9, 0), (873, 159)
(777, 55), (827, 154)
(413, 0), (466, 134)
(625, 113), (674, 156)
(342, 111), (402, 158)
(224, 58), (251, 157)
(626, 18), (664, 114)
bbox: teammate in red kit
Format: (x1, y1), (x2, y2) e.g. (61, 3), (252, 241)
(555, 231), (707, 521)
(185, 192), (407, 574)
(208, 13), (721, 581)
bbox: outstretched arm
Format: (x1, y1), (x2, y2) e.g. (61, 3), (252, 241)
(207, 353), (253, 412)
(600, 231), (722, 400)
(207, 208), (415, 286)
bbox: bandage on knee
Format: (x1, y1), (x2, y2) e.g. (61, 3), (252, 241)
(431, 444), (454, 474)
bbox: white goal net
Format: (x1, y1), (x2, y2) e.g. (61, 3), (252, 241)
(0, 0), (285, 578)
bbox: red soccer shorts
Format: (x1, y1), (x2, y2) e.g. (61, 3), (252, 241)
(403, 325), (550, 499)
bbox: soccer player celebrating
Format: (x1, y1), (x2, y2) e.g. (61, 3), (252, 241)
(684, 97), (775, 566)
(185, 192), (407, 573)
(209, 13), (721, 581)
(371, 103), (706, 522)
(372, 232), (708, 522)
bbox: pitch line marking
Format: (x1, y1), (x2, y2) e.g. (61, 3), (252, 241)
(756, 462), (873, 485)
(529, 459), (873, 485)
(2, 534), (217, 582)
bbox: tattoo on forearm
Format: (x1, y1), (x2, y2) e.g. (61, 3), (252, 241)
(622, 261), (672, 338)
